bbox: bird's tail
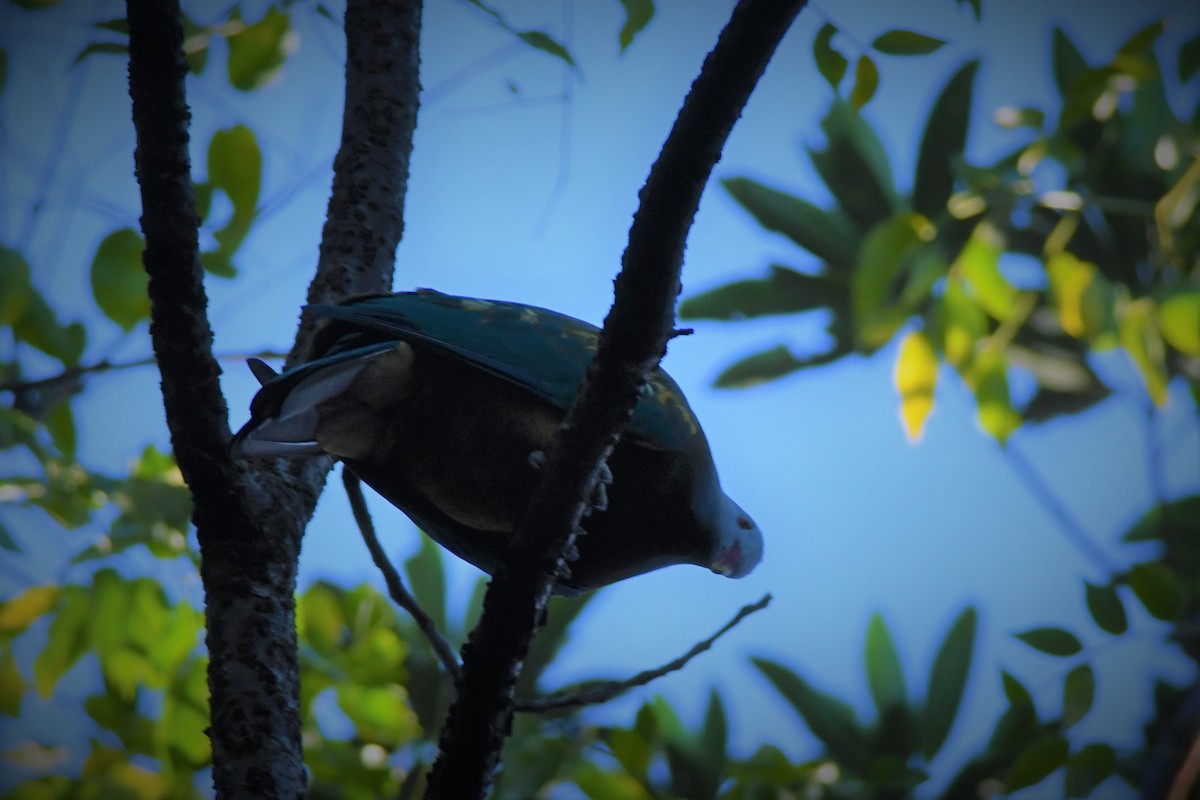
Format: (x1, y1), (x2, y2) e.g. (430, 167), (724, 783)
(231, 349), (390, 458)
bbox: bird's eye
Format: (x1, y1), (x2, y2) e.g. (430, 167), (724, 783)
(736, 515), (753, 530)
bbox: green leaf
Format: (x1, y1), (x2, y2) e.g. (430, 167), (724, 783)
(516, 31), (577, 67)
(0, 647), (24, 716)
(913, 60), (978, 218)
(0, 245), (33, 326)
(226, 7), (292, 91)
(808, 100), (896, 232)
(405, 536), (446, 633)
(1083, 581), (1127, 635)
(1007, 733), (1069, 791)
(1065, 743), (1115, 797)
(849, 56), (878, 109)
(573, 762), (652, 800)
(921, 607), (976, 759)
(33, 586), (90, 696)
(938, 275), (987, 369)
(701, 689), (728, 763)
(14, 292), (87, 366)
(1123, 495), (1200, 542)
(1181, 34), (1200, 83)
(680, 265), (848, 321)
(1051, 27), (1090, 101)
(957, 0), (981, 22)
(336, 683), (419, 748)
(865, 613), (906, 716)
(45, 402), (75, 459)
(1158, 291), (1200, 356)
(0, 521), (17, 553)
(853, 213), (934, 347)
(720, 177), (857, 264)
(1120, 298), (1168, 406)
(871, 30), (947, 56)
(207, 126), (261, 215)
(464, 0), (577, 67)
(93, 17), (129, 34)
(1001, 669), (1034, 708)
(90, 228), (149, 331)
(989, 671), (1039, 753)
(1128, 562), (1185, 620)
(0, 585), (60, 634)
(813, 23), (848, 88)
(616, 0), (654, 53)
(604, 727), (653, 781)
(202, 125), (262, 277)
(752, 657), (869, 773)
(714, 344), (804, 388)
(957, 222), (1016, 321)
(1062, 664), (1095, 728)
(1014, 626), (1082, 657)
(71, 42), (128, 66)
(299, 582), (347, 656)
(0, 50), (7, 100)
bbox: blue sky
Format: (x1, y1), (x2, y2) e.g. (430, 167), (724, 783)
(3, 0), (1200, 795)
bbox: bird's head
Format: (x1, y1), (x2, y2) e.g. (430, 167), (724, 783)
(708, 493), (762, 579)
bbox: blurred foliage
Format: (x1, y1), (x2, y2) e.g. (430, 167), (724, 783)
(1, 0), (1198, 798)
(683, 21), (1200, 444)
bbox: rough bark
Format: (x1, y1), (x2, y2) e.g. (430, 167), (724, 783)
(423, 2), (808, 797)
(126, 0), (421, 796)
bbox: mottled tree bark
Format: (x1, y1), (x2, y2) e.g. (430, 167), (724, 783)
(423, 2), (808, 798)
(125, 0), (421, 796)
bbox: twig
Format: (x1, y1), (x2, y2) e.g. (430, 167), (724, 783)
(0, 350), (288, 395)
(515, 594), (771, 714)
(342, 467), (462, 682)
(1168, 730), (1200, 800)
(1002, 438), (1118, 575)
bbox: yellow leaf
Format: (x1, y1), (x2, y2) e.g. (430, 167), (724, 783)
(1120, 298), (1168, 406)
(1047, 252), (1113, 341)
(0, 585), (59, 633)
(894, 331), (938, 441)
(970, 350), (1020, 443)
(1159, 291), (1200, 356)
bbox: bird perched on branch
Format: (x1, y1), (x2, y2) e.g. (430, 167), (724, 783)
(232, 289), (762, 593)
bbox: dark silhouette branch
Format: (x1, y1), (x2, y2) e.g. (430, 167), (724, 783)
(516, 594), (771, 713)
(424, 2), (806, 797)
(343, 467), (462, 682)
(127, 0), (421, 795)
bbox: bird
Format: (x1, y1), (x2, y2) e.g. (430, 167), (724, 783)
(232, 289), (762, 594)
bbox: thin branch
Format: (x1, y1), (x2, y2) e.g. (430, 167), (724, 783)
(1002, 438), (1118, 575)
(344, 458), (767, 713)
(342, 467), (462, 682)
(0, 350), (288, 395)
(1168, 731), (1200, 800)
(515, 594), (771, 714)
(424, 2), (806, 798)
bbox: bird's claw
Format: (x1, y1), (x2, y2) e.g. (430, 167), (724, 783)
(588, 462), (612, 515)
(529, 450), (610, 516)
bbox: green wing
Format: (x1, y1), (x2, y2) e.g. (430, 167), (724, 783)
(310, 291), (702, 451)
